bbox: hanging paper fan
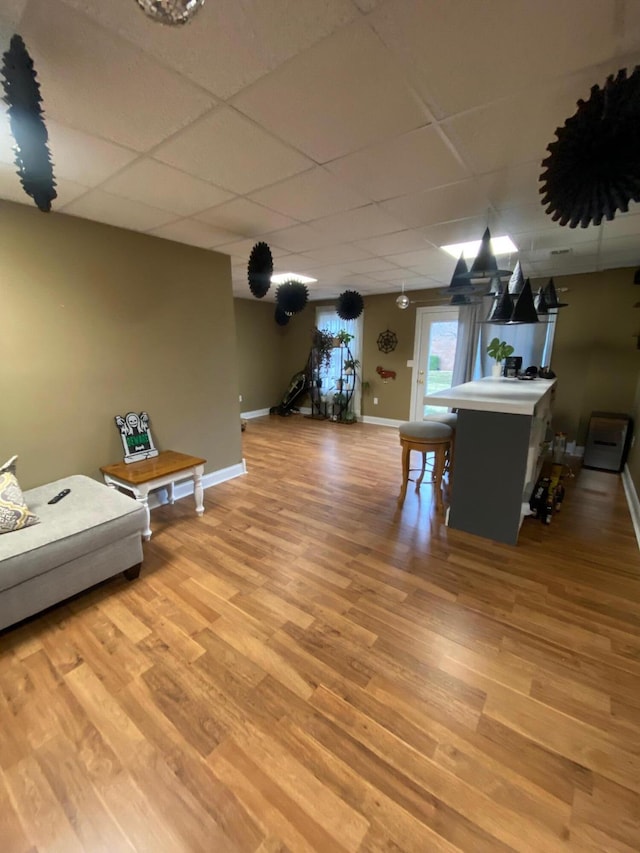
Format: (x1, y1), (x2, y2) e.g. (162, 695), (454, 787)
(1, 35), (57, 212)
(247, 242), (273, 299)
(276, 280), (308, 315)
(336, 289), (364, 320)
(540, 66), (640, 228)
(274, 305), (289, 326)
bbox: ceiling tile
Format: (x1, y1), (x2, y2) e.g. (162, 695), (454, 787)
(420, 217), (499, 249)
(326, 126), (469, 201)
(215, 238), (293, 261)
(249, 167), (370, 221)
(345, 258), (401, 274)
(381, 180), (488, 229)
(154, 107), (312, 194)
(20, 0), (215, 151)
(0, 162), (88, 209)
(61, 189), (178, 232)
(148, 218), (243, 249)
(496, 203), (561, 236)
(101, 159), (234, 216)
(314, 204), (406, 242)
(45, 121), (139, 186)
(196, 198), (297, 235)
(60, 0), (359, 100)
(441, 71), (604, 176)
(386, 247), (455, 279)
(600, 210), (640, 240)
(299, 244), (373, 265)
(368, 268), (413, 282)
(354, 229), (431, 256)
(264, 224), (340, 253)
(370, 0), (627, 117)
(475, 161), (544, 210)
(232, 19), (428, 162)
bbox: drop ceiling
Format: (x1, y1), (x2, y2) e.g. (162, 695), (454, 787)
(1, 0), (640, 301)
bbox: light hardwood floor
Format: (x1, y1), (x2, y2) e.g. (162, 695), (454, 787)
(1, 415), (639, 852)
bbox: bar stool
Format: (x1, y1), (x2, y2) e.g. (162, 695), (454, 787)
(423, 412), (457, 476)
(398, 421), (453, 510)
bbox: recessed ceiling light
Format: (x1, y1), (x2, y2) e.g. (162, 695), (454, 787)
(440, 235), (518, 259)
(271, 272), (318, 284)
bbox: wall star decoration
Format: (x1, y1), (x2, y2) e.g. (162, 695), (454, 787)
(377, 329), (398, 354)
(1, 34), (57, 213)
(540, 65), (640, 228)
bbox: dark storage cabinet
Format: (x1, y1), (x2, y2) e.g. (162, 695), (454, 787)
(583, 412), (633, 472)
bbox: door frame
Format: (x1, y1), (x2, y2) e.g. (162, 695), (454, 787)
(409, 305), (459, 421)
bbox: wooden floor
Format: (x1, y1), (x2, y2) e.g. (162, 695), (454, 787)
(2, 415), (640, 853)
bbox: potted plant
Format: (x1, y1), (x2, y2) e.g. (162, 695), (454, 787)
(312, 327), (336, 371)
(336, 329), (354, 347)
(486, 337), (514, 377)
(343, 357), (360, 375)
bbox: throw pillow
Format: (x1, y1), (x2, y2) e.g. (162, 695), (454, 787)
(0, 454), (18, 474)
(0, 470), (39, 534)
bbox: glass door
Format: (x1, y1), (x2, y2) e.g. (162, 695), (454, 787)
(410, 307), (459, 420)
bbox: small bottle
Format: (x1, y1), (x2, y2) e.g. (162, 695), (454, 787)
(552, 432), (567, 463)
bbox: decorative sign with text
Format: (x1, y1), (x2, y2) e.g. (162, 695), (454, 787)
(114, 411), (159, 464)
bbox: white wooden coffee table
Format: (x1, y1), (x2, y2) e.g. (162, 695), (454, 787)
(100, 450), (206, 540)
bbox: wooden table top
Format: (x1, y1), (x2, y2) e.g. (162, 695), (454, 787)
(100, 450), (206, 485)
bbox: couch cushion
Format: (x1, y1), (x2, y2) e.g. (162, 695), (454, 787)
(0, 474), (144, 592)
(0, 471), (39, 535)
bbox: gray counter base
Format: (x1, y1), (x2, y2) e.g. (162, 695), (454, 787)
(448, 410), (531, 545)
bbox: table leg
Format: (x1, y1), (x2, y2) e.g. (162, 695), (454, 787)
(168, 481), (175, 504)
(136, 485), (152, 539)
(194, 465), (205, 516)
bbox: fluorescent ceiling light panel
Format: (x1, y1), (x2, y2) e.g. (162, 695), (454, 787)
(271, 272), (317, 283)
(440, 235), (518, 259)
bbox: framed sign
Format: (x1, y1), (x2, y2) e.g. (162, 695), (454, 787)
(114, 411), (159, 463)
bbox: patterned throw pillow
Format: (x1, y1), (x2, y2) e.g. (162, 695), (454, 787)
(0, 470), (39, 534)
(0, 454), (18, 474)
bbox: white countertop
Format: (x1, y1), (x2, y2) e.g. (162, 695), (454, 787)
(424, 376), (556, 416)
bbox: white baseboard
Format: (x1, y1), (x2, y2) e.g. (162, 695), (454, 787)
(622, 464), (640, 551)
(241, 408), (270, 419)
(361, 415), (405, 428)
(149, 459), (247, 511)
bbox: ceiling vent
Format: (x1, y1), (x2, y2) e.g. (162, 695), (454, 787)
(550, 248), (572, 256)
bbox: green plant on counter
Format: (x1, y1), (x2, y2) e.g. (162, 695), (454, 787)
(486, 337), (514, 363)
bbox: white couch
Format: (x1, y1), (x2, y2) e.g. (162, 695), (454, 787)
(0, 474), (145, 631)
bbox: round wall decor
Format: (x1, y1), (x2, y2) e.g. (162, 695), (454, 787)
(377, 329), (398, 353)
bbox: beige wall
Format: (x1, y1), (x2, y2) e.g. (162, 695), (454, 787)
(1, 201), (241, 491)
(625, 372), (640, 492)
(234, 298), (288, 412)
(273, 272), (639, 439)
(543, 267), (639, 444)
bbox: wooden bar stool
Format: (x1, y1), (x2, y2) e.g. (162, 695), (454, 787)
(423, 412), (457, 477)
(398, 421), (453, 510)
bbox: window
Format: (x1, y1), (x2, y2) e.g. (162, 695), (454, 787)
(315, 307), (363, 414)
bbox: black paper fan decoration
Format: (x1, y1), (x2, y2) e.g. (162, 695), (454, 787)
(276, 280), (308, 315)
(1, 35), (57, 213)
(247, 242), (273, 298)
(274, 305), (290, 326)
(539, 66), (640, 228)
(336, 289), (364, 320)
